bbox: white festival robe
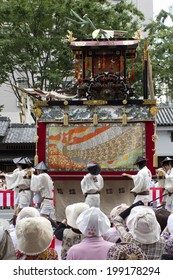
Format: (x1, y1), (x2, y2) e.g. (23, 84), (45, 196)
(81, 173), (104, 207)
(30, 173), (54, 214)
(5, 168), (33, 207)
(159, 168), (173, 211)
(131, 166), (152, 203)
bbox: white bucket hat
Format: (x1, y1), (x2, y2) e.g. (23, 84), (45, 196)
(65, 202), (90, 229)
(0, 219), (10, 231)
(76, 207), (110, 237)
(167, 214), (173, 236)
(126, 206), (161, 244)
(16, 207), (40, 224)
(0, 219), (10, 242)
(16, 216), (53, 255)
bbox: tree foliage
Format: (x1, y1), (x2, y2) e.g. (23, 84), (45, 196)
(0, 0), (144, 102)
(144, 7), (173, 101)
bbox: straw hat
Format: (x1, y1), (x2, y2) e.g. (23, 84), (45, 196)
(134, 156), (147, 165)
(86, 162), (101, 175)
(126, 206), (161, 244)
(76, 207), (110, 237)
(18, 157), (32, 166)
(13, 157), (22, 165)
(16, 207), (40, 224)
(65, 202), (90, 229)
(161, 157), (173, 166)
(34, 161), (48, 171)
(16, 216), (53, 255)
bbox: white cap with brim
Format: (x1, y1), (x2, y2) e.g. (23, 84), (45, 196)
(16, 216), (53, 255)
(126, 206), (161, 244)
(16, 207), (40, 224)
(76, 207), (110, 237)
(0, 219), (10, 231)
(167, 214), (173, 236)
(0, 219), (10, 242)
(65, 202), (89, 229)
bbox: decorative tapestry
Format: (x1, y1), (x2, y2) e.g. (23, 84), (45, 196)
(46, 123), (145, 171)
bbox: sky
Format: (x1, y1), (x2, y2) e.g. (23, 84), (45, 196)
(153, 0), (172, 25)
(153, 0), (172, 16)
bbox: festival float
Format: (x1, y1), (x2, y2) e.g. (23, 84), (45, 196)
(15, 25), (160, 220)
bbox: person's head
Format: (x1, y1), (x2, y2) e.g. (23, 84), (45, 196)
(134, 156), (147, 170)
(34, 161), (48, 174)
(167, 213), (173, 236)
(110, 203), (129, 225)
(13, 157), (23, 170)
(17, 157), (32, 169)
(154, 208), (170, 233)
(16, 216), (53, 255)
(126, 206), (161, 244)
(107, 242), (147, 260)
(161, 157), (173, 172)
(76, 207), (110, 237)
(86, 161), (101, 175)
(65, 202), (90, 229)
(16, 207), (40, 224)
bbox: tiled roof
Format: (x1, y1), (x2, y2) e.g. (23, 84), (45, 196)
(2, 123), (36, 143)
(156, 107), (173, 126)
(0, 116), (10, 137)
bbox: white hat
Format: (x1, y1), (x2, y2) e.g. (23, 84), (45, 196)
(0, 219), (10, 231)
(110, 203), (129, 222)
(126, 206), (161, 244)
(16, 207), (40, 224)
(65, 202), (89, 229)
(16, 216), (53, 255)
(0, 219), (10, 242)
(76, 207), (110, 237)
(167, 214), (173, 236)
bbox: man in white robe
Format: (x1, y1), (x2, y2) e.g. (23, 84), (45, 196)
(156, 157), (173, 211)
(1, 157), (33, 214)
(81, 162), (104, 208)
(30, 161), (54, 217)
(122, 156), (152, 204)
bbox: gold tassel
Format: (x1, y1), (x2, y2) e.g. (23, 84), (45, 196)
(63, 112), (69, 125)
(93, 112), (98, 125)
(34, 154), (39, 166)
(153, 153), (158, 168)
(122, 113), (127, 125)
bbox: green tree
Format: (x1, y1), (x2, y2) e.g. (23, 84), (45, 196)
(0, 0), (144, 102)
(144, 7), (173, 101)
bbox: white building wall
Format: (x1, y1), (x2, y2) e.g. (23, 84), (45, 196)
(156, 128), (173, 156)
(0, 83), (21, 123)
(129, 0), (153, 23)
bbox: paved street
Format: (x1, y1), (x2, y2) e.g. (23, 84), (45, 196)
(0, 208), (14, 221)
(0, 207), (56, 223)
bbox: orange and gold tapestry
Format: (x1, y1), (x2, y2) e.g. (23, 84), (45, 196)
(46, 123), (145, 171)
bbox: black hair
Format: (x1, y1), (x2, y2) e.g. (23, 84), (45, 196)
(137, 160), (146, 169)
